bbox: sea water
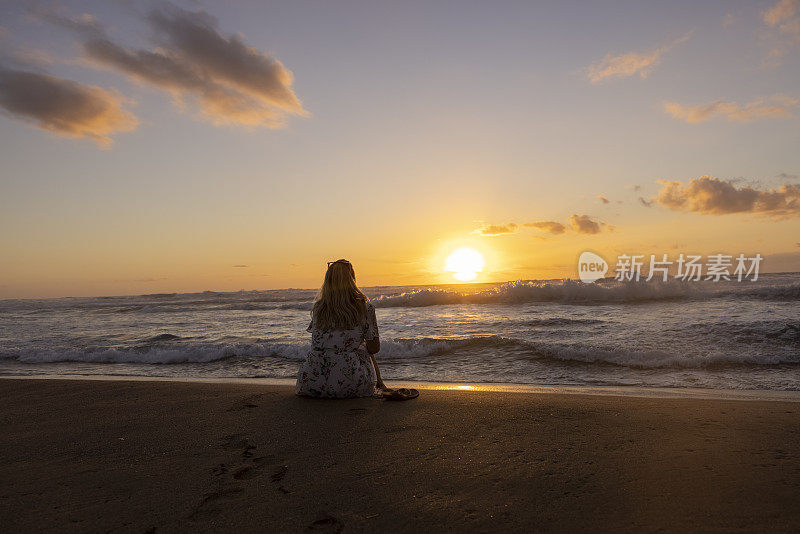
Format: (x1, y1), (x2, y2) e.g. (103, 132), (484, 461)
(1, 274), (798, 390)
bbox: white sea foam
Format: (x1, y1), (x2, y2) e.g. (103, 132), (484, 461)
(1, 275), (798, 390)
(370, 279), (800, 308)
(2, 333), (796, 369)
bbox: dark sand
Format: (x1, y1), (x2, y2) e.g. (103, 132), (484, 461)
(1, 379), (799, 533)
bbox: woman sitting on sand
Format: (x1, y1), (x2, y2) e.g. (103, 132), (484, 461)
(295, 259), (381, 398)
(295, 259), (416, 400)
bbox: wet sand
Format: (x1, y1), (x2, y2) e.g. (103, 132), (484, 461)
(1, 378), (799, 532)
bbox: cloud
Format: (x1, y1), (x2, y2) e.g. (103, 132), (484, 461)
(763, 0), (798, 27)
(0, 23), (55, 68)
(760, 0), (800, 67)
(232, 264), (249, 268)
(663, 95), (799, 123)
(32, 7), (105, 34)
(586, 33), (690, 83)
(477, 222), (517, 236)
(567, 214), (610, 234)
(638, 197), (654, 207)
(7, 48), (55, 67)
(722, 13), (735, 29)
(654, 175), (800, 218)
(597, 195), (610, 204)
(0, 66), (137, 146)
(38, 4), (305, 128)
(524, 221), (566, 235)
(778, 172), (798, 179)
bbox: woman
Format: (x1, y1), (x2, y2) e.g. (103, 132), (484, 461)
(295, 259), (388, 398)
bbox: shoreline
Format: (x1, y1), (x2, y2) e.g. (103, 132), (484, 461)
(2, 373), (800, 402)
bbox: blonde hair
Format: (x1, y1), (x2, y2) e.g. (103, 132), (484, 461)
(311, 259), (368, 331)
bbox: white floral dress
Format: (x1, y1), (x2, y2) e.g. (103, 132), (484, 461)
(295, 303), (379, 398)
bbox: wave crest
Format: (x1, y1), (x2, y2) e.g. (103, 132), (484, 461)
(370, 280), (800, 308)
(3, 333), (796, 369)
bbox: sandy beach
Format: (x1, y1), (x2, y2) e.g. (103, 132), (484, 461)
(1, 378), (799, 533)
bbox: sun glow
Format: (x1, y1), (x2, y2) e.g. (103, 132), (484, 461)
(444, 248), (485, 282)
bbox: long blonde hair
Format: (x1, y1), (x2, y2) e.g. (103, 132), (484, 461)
(311, 259), (368, 331)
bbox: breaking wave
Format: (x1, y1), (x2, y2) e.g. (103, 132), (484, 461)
(370, 279), (800, 308)
(2, 331), (797, 369)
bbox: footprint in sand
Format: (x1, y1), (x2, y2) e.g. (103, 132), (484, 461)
(270, 465), (288, 482)
(212, 436), (288, 491)
(226, 394), (263, 412)
(306, 513), (344, 533)
(220, 434), (253, 451)
(189, 487), (244, 521)
(233, 454), (278, 480)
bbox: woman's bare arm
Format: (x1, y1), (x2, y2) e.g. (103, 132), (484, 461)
(370, 353), (389, 390)
(366, 338), (387, 390)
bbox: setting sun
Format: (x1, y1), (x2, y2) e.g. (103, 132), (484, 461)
(444, 248), (485, 281)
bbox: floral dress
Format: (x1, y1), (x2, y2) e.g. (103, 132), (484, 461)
(295, 302), (379, 398)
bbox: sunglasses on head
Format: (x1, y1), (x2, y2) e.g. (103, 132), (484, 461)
(327, 260), (351, 267)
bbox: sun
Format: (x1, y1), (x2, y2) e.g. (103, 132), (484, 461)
(444, 248), (485, 282)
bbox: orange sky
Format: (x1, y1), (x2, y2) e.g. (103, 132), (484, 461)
(0, 1), (798, 298)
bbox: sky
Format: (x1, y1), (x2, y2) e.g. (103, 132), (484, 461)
(0, 0), (799, 298)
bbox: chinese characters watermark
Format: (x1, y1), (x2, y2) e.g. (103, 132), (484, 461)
(578, 252), (763, 283)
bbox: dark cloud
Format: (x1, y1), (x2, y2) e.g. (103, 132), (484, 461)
(638, 197), (654, 207)
(232, 264), (249, 268)
(654, 175), (800, 218)
(0, 65), (137, 146)
(38, 4), (305, 128)
(597, 195), (610, 204)
(524, 221), (566, 235)
(477, 222), (517, 236)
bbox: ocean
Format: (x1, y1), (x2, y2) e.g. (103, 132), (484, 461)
(1, 273), (798, 391)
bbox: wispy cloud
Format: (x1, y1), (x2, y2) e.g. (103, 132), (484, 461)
(232, 264), (249, 268)
(763, 0), (799, 27)
(638, 197), (654, 207)
(586, 33), (690, 83)
(524, 221), (566, 235)
(597, 195), (610, 204)
(654, 175), (800, 218)
(37, 4), (306, 129)
(663, 95), (799, 123)
(476, 222), (517, 236)
(0, 66), (137, 146)
(722, 13), (735, 29)
(760, 0), (800, 67)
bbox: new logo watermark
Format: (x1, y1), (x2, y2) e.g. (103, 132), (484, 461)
(578, 251), (609, 283)
(577, 252), (763, 283)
